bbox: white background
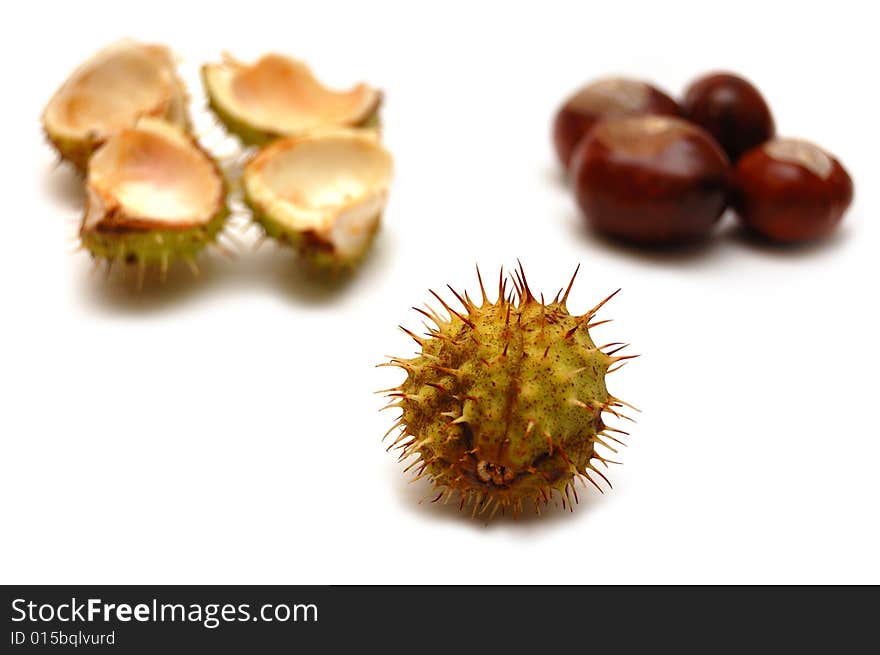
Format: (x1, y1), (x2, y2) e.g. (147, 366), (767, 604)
(1, 0), (877, 584)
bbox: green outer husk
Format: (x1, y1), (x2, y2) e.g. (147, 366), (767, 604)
(243, 187), (380, 271)
(385, 268), (631, 517)
(81, 205), (229, 265)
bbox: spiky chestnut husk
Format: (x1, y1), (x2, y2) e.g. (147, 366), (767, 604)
(81, 207), (229, 277)
(382, 264), (637, 519)
(79, 119), (230, 286)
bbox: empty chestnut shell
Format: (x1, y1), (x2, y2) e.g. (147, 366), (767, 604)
(683, 72), (775, 162)
(571, 115), (730, 245)
(732, 138), (853, 243)
(553, 78), (682, 170)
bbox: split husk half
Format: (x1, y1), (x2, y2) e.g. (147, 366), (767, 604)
(202, 53), (381, 146)
(81, 118), (227, 279)
(243, 128), (392, 269)
(43, 40), (190, 170)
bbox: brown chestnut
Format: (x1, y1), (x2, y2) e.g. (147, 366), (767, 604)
(553, 78), (682, 170)
(683, 72), (775, 162)
(571, 115), (730, 245)
(732, 138), (853, 243)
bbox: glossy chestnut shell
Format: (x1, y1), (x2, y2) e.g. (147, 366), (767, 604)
(571, 115), (730, 245)
(553, 78), (682, 170)
(732, 138), (853, 243)
(682, 72), (775, 162)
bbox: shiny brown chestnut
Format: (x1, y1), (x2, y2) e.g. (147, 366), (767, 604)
(732, 138), (853, 243)
(571, 115), (730, 245)
(682, 72), (775, 162)
(553, 78), (682, 170)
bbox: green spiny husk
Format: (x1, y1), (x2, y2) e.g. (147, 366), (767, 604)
(382, 264), (637, 519)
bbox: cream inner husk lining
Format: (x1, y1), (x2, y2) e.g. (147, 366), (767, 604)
(45, 48), (170, 139)
(260, 138), (391, 213)
(89, 128), (220, 225)
(215, 56), (376, 133)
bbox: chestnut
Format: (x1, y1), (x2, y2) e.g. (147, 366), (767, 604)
(732, 138), (853, 243)
(553, 78), (682, 170)
(682, 72), (775, 162)
(571, 115), (730, 245)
